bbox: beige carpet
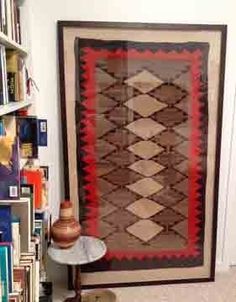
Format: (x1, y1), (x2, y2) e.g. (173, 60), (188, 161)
(54, 268), (236, 302)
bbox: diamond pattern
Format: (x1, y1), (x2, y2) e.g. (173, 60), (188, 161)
(155, 150), (186, 167)
(99, 220), (117, 239)
(174, 179), (189, 196)
(103, 168), (142, 186)
(153, 168), (186, 186)
(106, 150), (137, 167)
(125, 70), (163, 93)
(126, 219), (164, 242)
(149, 83), (187, 105)
(173, 69), (191, 92)
(96, 139), (117, 159)
(104, 187), (140, 208)
(126, 118), (165, 140)
(175, 95), (191, 114)
(104, 129), (138, 148)
(103, 83), (139, 102)
(174, 121), (190, 138)
(153, 130), (185, 147)
(128, 141), (164, 159)
(96, 116), (116, 138)
(79, 52), (203, 257)
(152, 208), (185, 227)
(175, 141), (189, 157)
(151, 187), (185, 207)
(105, 106), (139, 126)
(96, 93), (117, 114)
(173, 199), (189, 217)
(103, 209), (138, 230)
(97, 178), (117, 196)
(172, 219), (188, 239)
(125, 94), (166, 117)
(126, 198), (164, 219)
(99, 199), (117, 218)
(96, 160), (117, 177)
(129, 160), (164, 177)
(127, 178), (163, 197)
(175, 161), (189, 176)
(95, 68), (117, 93)
(154, 107), (188, 127)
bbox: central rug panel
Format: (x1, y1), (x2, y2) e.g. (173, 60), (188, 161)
(76, 39), (208, 271)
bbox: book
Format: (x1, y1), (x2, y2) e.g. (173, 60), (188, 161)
(5, 0), (12, 39)
(0, 0), (7, 34)
(0, 242), (13, 292)
(18, 116), (39, 158)
(0, 245), (9, 302)
(6, 50), (25, 102)
(20, 258), (34, 302)
(8, 292), (20, 302)
(6, 50), (18, 101)
(0, 45), (8, 105)
(13, 266), (26, 294)
(20, 184), (35, 234)
(11, 198), (31, 252)
(0, 116), (20, 200)
(21, 168), (43, 209)
(37, 119), (47, 146)
(11, 215), (20, 266)
(0, 46), (5, 105)
(0, 205), (12, 242)
(16, 6), (21, 44)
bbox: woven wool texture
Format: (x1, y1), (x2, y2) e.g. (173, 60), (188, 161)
(75, 39), (208, 273)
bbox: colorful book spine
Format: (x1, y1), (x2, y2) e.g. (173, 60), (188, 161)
(21, 169), (43, 209)
(18, 117), (39, 159)
(0, 245), (9, 302)
(37, 119), (48, 147)
(0, 242), (13, 292)
(0, 205), (12, 242)
(0, 137), (20, 200)
(11, 215), (20, 266)
(0, 46), (4, 105)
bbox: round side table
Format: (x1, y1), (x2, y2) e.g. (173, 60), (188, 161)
(48, 236), (116, 302)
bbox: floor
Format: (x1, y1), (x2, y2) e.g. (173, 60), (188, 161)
(54, 268), (236, 302)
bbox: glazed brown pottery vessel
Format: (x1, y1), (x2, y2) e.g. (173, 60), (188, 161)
(51, 200), (81, 249)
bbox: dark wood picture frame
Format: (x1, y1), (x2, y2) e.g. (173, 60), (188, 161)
(58, 21), (227, 288)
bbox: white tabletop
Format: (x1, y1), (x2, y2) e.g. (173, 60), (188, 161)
(48, 236), (107, 266)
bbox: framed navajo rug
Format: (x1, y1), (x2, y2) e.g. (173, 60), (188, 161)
(58, 21), (226, 288)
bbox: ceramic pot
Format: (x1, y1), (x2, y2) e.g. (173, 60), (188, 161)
(51, 200), (81, 249)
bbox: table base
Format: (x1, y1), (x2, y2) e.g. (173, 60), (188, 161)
(64, 290), (116, 302)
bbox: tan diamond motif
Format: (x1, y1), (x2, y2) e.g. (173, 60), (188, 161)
(95, 68), (117, 93)
(125, 94), (166, 117)
(125, 70), (163, 93)
(126, 219), (163, 242)
(126, 198), (164, 219)
(128, 141), (163, 159)
(96, 116), (116, 138)
(126, 118), (165, 140)
(126, 178), (163, 197)
(129, 160), (164, 177)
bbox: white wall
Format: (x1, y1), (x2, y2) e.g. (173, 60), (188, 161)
(27, 0), (236, 271)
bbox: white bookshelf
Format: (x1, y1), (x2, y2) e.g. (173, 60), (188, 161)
(0, 31), (27, 56)
(0, 99), (32, 116)
(0, 197), (29, 204)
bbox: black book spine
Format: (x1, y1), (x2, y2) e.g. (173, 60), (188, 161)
(7, 72), (15, 102)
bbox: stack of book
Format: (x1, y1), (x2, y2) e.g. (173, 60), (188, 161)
(0, 201), (50, 301)
(0, 48), (27, 105)
(0, 0), (21, 43)
(0, 114), (50, 301)
(0, 115), (47, 202)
